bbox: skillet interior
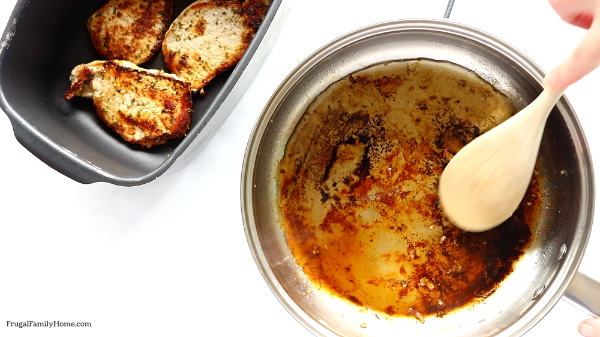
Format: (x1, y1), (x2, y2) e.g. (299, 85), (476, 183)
(275, 58), (546, 321)
(242, 20), (593, 337)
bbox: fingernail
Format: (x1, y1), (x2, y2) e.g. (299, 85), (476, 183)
(579, 322), (593, 337)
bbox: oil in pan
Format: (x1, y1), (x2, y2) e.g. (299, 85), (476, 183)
(276, 59), (542, 322)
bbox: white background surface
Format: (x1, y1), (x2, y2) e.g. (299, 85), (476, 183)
(0, 0), (598, 336)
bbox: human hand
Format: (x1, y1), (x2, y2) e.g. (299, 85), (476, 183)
(543, 0), (599, 335)
(579, 317), (600, 337)
(544, 0), (600, 91)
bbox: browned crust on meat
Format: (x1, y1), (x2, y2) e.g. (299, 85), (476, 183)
(242, 0), (269, 32)
(64, 66), (94, 100)
(162, 1), (246, 90)
(102, 61), (191, 147)
(88, 0), (174, 65)
(162, 0), (268, 91)
(64, 61), (192, 147)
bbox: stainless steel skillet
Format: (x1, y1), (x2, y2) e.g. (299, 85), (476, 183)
(242, 19), (598, 336)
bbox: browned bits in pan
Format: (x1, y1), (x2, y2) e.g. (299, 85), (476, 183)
(277, 59), (542, 321)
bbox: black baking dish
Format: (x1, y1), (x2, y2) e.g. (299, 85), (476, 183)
(0, 0), (281, 185)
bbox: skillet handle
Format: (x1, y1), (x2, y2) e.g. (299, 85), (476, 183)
(564, 272), (600, 317)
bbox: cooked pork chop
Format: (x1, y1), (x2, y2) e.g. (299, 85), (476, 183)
(88, 0), (174, 65)
(64, 60), (192, 147)
(162, 0), (269, 92)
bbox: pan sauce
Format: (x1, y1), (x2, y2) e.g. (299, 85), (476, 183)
(276, 59), (542, 321)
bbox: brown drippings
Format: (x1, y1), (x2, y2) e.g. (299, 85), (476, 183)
(277, 59), (542, 321)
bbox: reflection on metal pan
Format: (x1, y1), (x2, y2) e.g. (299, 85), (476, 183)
(242, 20), (594, 337)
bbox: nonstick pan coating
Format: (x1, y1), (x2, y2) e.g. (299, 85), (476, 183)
(0, 0), (281, 185)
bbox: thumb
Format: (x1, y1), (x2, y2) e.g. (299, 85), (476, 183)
(579, 318), (600, 337)
(544, 17), (600, 91)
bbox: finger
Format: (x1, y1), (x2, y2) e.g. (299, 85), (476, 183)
(571, 12), (594, 29)
(544, 18), (600, 90)
(578, 318), (600, 337)
(549, 0), (596, 27)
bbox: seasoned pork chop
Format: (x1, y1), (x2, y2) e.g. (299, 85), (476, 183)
(162, 0), (269, 92)
(88, 0), (174, 65)
(64, 60), (192, 147)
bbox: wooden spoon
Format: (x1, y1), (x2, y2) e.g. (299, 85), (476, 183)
(438, 88), (563, 232)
